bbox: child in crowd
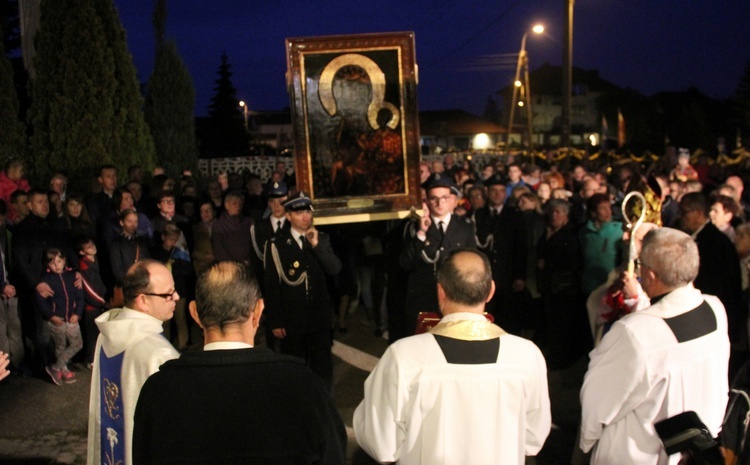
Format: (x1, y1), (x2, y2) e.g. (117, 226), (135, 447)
(153, 224), (193, 351)
(36, 248), (85, 385)
(76, 236), (108, 367)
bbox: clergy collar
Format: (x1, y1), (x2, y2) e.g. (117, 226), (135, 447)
(204, 341), (253, 351)
(430, 312), (505, 341)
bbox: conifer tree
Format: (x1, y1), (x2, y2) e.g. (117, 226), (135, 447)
(202, 52), (248, 155)
(144, 0), (198, 177)
(0, 22), (25, 163)
(93, 0), (155, 173)
(28, 0), (154, 189)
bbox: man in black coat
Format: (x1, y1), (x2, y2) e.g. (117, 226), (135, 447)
(680, 192), (746, 377)
(478, 175), (527, 332)
(249, 181), (289, 350)
(13, 189), (73, 373)
(399, 173), (477, 338)
(132, 261), (346, 465)
(249, 182), (289, 287)
(263, 192), (342, 392)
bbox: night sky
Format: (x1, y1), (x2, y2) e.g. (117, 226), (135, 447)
(113, 0), (749, 117)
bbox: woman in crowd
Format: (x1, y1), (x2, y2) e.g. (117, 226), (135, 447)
(103, 188), (153, 246)
(536, 182), (552, 205)
(63, 193), (96, 241)
(536, 199), (590, 369)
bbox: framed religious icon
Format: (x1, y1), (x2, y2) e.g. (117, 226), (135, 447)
(285, 32), (421, 224)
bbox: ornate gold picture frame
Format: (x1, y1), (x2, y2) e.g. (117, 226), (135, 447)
(286, 32), (421, 224)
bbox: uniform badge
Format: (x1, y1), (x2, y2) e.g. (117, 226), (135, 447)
(293, 261), (299, 268)
(289, 269), (296, 276)
(286, 239), (292, 245)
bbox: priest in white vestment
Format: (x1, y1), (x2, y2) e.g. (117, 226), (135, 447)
(87, 260), (180, 465)
(580, 228), (730, 465)
(354, 249), (551, 465)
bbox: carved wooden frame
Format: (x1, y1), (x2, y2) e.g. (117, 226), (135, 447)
(285, 32), (420, 224)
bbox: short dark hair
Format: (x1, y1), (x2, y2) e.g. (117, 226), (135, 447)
(710, 194), (738, 217)
(75, 235), (95, 253)
(10, 189), (27, 204)
(98, 164), (116, 177)
(119, 208), (137, 222)
(157, 190), (175, 203)
(437, 249), (493, 306)
(123, 259), (160, 306)
(586, 193), (611, 215)
(195, 261), (261, 330)
(680, 192), (709, 217)
(27, 188), (48, 202)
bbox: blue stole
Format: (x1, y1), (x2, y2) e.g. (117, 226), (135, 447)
(100, 350), (125, 465)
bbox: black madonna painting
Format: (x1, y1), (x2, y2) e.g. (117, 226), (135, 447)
(286, 32), (421, 222)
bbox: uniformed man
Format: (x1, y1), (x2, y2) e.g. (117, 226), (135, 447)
(263, 191), (341, 391)
(482, 174), (527, 331)
(250, 181), (289, 285)
(398, 173), (477, 338)
(250, 182), (289, 350)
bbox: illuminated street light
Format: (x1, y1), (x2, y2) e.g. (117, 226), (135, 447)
(505, 24), (544, 153)
(239, 100), (249, 131)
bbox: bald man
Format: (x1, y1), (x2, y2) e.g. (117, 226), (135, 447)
(133, 261), (346, 464)
(354, 249), (550, 465)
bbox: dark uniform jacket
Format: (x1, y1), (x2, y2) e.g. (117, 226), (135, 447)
(250, 216), (289, 288)
(263, 229), (341, 334)
(399, 215), (477, 333)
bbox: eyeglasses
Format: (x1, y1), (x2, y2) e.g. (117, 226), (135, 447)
(428, 195), (452, 204)
(143, 291), (177, 301)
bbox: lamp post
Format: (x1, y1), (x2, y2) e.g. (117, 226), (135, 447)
(561, 0), (574, 149)
(239, 100), (249, 131)
(506, 24), (544, 154)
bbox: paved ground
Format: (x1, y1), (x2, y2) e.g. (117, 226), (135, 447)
(0, 306), (587, 464)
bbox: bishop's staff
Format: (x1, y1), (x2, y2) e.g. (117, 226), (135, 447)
(621, 191), (647, 275)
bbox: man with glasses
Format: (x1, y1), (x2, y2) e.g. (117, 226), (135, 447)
(398, 173), (477, 338)
(580, 228), (730, 464)
(87, 259), (179, 465)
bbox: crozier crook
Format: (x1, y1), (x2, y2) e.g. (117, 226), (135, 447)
(621, 191), (647, 275)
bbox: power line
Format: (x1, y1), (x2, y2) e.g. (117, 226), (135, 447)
(422, 0), (525, 70)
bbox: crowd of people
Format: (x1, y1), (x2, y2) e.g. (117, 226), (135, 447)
(0, 146), (748, 463)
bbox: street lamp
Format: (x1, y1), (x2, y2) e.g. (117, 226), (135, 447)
(506, 24), (544, 153)
(239, 100), (249, 131)
(561, 0), (574, 149)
